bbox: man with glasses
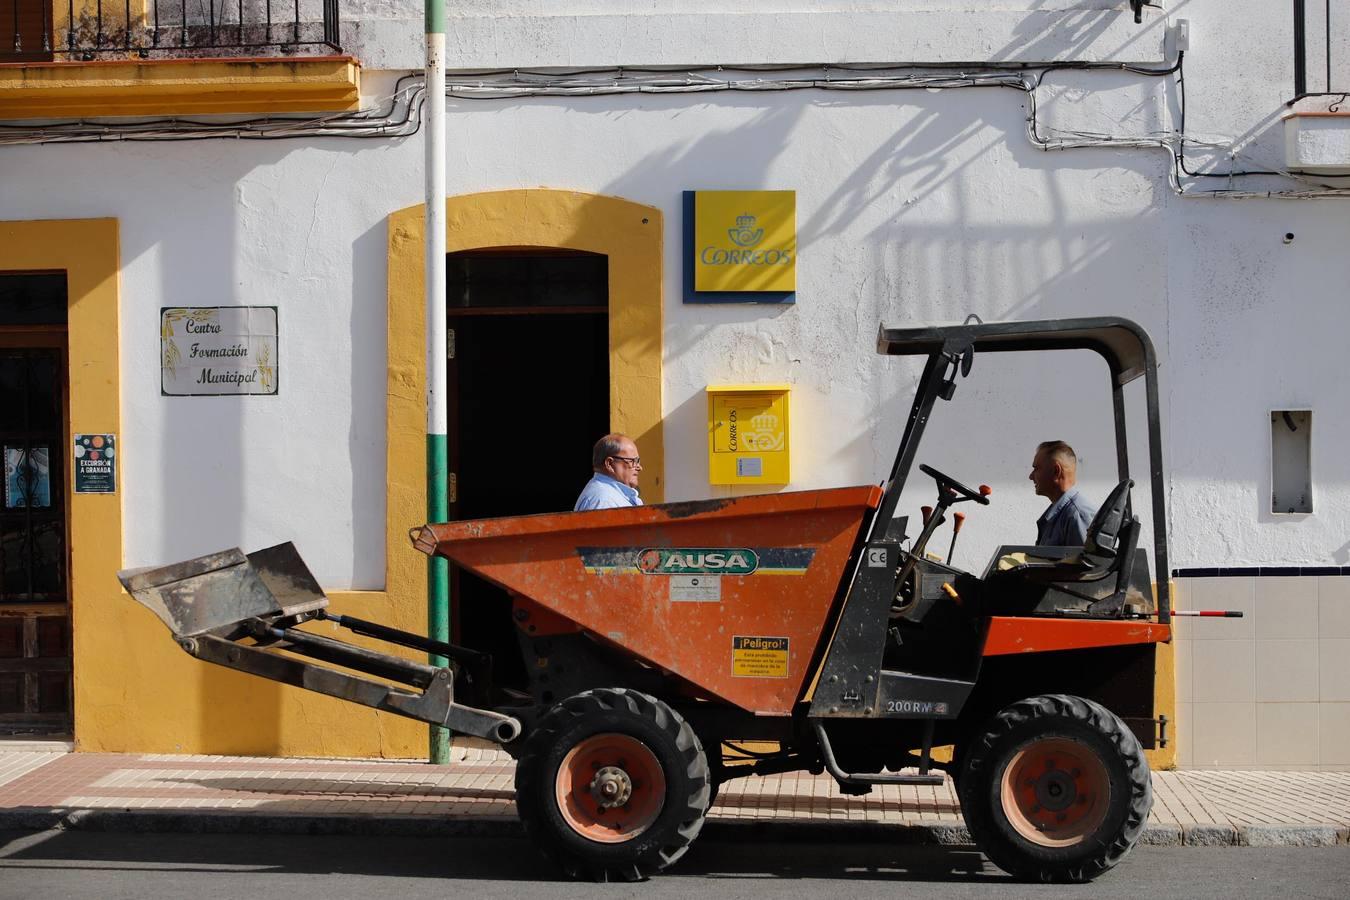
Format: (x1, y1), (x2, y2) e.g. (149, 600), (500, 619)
(574, 433), (644, 510)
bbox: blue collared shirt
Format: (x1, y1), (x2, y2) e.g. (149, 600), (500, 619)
(1036, 487), (1096, 547)
(574, 473), (643, 511)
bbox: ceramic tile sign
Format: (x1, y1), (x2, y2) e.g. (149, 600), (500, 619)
(73, 434), (115, 494)
(161, 306), (278, 396)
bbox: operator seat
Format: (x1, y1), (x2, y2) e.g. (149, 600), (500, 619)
(984, 479), (1138, 585)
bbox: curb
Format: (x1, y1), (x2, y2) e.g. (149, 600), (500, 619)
(0, 809), (524, 838)
(1240, 824), (1342, 847)
(0, 808), (970, 844)
(1, 808), (1346, 847)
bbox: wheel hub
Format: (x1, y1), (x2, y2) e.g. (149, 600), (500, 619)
(555, 732), (667, 844)
(589, 765), (634, 809)
(1033, 766), (1078, 813)
(1000, 737), (1110, 849)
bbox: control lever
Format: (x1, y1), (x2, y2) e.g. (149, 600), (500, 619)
(945, 511), (966, 565)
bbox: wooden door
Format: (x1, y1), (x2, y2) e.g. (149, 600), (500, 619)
(0, 331), (71, 735)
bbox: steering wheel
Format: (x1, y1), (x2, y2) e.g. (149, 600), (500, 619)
(919, 463), (991, 505)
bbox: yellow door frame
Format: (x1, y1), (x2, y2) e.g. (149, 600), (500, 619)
(384, 189), (666, 603)
(0, 219), (120, 746)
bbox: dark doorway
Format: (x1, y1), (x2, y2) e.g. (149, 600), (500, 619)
(0, 273), (71, 736)
(446, 250), (609, 689)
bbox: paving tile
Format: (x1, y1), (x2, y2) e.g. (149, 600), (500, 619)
(6, 750), (1350, 836)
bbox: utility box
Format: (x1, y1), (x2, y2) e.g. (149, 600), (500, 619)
(707, 384), (790, 485)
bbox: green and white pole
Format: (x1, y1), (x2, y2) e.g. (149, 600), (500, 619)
(425, 0), (450, 765)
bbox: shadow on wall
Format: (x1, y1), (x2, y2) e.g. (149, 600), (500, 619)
(122, 142), (289, 754)
(560, 81), (1167, 504)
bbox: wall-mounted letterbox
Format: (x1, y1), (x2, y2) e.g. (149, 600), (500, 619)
(707, 384), (790, 485)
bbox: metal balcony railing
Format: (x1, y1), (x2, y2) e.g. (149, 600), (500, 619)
(1294, 0), (1350, 101)
(3, 0), (340, 62)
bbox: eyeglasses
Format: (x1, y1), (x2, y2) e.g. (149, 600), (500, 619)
(609, 455), (641, 466)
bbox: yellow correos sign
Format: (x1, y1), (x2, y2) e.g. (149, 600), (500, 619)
(693, 190), (796, 293)
(707, 385), (791, 485)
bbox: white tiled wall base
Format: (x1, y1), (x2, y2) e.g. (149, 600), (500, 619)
(1174, 576), (1350, 770)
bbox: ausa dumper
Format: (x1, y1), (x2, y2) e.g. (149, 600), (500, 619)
(122, 316), (1201, 883)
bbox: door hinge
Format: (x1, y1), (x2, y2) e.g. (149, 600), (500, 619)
(448, 472), (458, 505)
(447, 328), (455, 360)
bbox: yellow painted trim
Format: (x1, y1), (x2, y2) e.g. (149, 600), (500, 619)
(1146, 579), (1178, 770)
(0, 57), (361, 119)
(1, 219), (120, 750)
(0, 220), (426, 758)
(707, 383), (792, 393)
(387, 190), (666, 504)
(382, 190), (663, 757)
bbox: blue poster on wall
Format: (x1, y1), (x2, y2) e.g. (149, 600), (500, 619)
(73, 434), (116, 494)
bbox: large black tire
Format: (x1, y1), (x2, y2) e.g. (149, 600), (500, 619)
(514, 688), (710, 882)
(957, 694), (1151, 883)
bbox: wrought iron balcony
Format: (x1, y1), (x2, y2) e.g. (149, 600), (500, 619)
(3, 0), (341, 61)
(1293, 0), (1349, 101)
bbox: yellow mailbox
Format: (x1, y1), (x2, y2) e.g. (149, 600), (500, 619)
(707, 384), (790, 485)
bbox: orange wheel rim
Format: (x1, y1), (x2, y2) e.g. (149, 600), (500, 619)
(555, 733), (666, 843)
(999, 737), (1111, 848)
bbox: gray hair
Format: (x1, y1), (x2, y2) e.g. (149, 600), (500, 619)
(1037, 440), (1077, 470)
(592, 433), (630, 470)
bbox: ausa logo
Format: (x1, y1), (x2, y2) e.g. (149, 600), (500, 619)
(637, 548), (759, 576)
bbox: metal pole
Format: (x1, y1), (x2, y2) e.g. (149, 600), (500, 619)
(1294, 0), (1307, 99)
(424, 0), (450, 765)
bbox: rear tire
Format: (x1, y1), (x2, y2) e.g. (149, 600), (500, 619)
(514, 688), (710, 881)
(957, 694), (1151, 882)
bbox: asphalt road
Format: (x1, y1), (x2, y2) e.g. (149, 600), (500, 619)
(1, 830), (1347, 900)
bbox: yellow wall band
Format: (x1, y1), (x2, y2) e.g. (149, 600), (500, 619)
(0, 57), (360, 119)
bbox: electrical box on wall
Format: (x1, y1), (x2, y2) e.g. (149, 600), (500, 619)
(707, 385), (790, 485)
(1271, 409), (1313, 514)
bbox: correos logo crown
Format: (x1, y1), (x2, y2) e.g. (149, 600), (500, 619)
(728, 214), (764, 247)
(701, 213), (792, 267)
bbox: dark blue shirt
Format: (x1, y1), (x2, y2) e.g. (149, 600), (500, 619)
(1036, 487), (1095, 547)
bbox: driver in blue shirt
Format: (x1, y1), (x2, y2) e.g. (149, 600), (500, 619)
(574, 433), (644, 510)
(1029, 440), (1096, 546)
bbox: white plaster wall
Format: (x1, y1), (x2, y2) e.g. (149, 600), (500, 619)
(3, 1), (1349, 584)
(350, 0), (1167, 70)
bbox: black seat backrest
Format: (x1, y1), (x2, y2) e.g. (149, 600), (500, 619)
(1084, 478), (1133, 559)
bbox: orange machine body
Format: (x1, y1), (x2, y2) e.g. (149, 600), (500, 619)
(414, 487), (882, 716)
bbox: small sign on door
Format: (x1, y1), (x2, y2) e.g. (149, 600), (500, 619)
(73, 434), (116, 494)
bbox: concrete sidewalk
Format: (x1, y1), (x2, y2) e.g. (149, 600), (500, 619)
(1, 744), (1347, 847)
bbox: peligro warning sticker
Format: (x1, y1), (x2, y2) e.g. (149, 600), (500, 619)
(732, 636), (789, 678)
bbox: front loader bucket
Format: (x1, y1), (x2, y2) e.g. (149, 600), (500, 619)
(118, 542), (328, 638)
(118, 542), (521, 743)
